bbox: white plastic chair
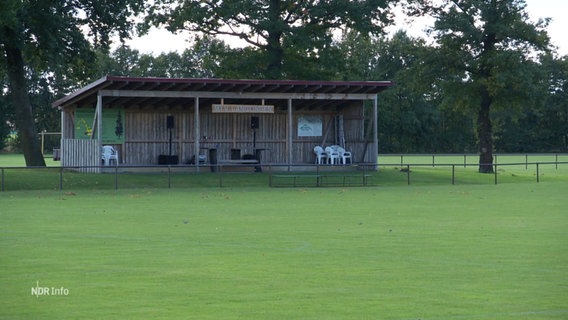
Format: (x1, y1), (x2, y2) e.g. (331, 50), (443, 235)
(101, 145), (119, 166)
(337, 146), (352, 165)
(313, 146), (327, 164)
(325, 146), (340, 165)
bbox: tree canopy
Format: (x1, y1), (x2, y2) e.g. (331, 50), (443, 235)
(1, 0), (566, 165)
(408, 0), (552, 172)
(0, 0), (144, 166)
(145, 0), (398, 79)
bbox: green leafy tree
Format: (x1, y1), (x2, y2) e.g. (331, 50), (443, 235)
(0, 63), (11, 151)
(145, 0), (399, 79)
(494, 53), (568, 152)
(0, 0), (144, 166)
(0, 98), (11, 151)
(96, 37), (230, 78)
(336, 30), (477, 153)
(410, 0), (552, 172)
(373, 32), (444, 153)
(541, 55), (568, 151)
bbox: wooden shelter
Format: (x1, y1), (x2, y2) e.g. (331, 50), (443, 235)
(52, 76), (393, 171)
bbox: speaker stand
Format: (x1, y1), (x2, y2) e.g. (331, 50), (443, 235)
(252, 128), (256, 153)
(168, 128), (173, 157)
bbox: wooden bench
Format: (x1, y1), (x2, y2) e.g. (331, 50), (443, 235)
(270, 174), (370, 187)
(219, 159), (259, 164)
(218, 159), (261, 172)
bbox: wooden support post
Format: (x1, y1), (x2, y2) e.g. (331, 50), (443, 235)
(194, 97), (200, 172)
(372, 96), (378, 169)
(287, 99), (293, 167)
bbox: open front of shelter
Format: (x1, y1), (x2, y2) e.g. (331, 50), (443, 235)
(52, 76), (393, 172)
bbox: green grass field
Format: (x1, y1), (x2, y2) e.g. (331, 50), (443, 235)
(1, 154), (568, 319)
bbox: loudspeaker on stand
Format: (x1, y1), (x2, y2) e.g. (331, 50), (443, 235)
(167, 115), (175, 129)
(251, 116), (259, 129)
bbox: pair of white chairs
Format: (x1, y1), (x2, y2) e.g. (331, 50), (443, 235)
(101, 145), (119, 166)
(327, 145), (352, 165)
(313, 145), (352, 165)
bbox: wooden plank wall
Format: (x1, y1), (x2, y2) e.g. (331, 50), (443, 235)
(61, 139), (99, 172)
(61, 111), (75, 139)
(65, 102), (369, 165)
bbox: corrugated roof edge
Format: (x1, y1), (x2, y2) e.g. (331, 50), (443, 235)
(52, 75), (394, 109)
(103, 75), (394, 86)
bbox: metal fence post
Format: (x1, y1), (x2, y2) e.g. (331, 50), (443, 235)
(525, 154), (528, 170)
(536, 163), (540, 183)
(494, 164), (498, 185)
(407, 165), (411, 185)
(1, 168), (4, 192)
(451, 165), (455, 185)
(268, 165), (272, 187)
(167, 165), (171, 188)
(114, 165), (119, 191)
(219, 165), (223, 188)
(59, 166), (63, 191)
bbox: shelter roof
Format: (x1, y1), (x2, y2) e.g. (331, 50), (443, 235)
(52, 76), (394, 111)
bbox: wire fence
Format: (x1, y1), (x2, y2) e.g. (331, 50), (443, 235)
(0, 163), (377, 192)
(378, 153), (568, 185)
(379, 153), (568, 168)
(1, 154), (567, 191)
(378, 161), (568, 185)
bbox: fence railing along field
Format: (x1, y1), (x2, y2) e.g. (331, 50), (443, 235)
(0, 163), (378, 191)
(379, 153), (568, 169)
(1, 154), (567, 191)
(378, 153), (568, 185)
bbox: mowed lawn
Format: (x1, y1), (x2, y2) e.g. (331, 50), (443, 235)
(1, 181), (567, 319)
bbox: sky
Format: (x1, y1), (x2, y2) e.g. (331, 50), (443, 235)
(124, 0), (568, 56)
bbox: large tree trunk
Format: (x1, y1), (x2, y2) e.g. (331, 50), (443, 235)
(477, 89), (493, 173)
(265, 0), (284, 79)
(3, 27), (46, 167)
